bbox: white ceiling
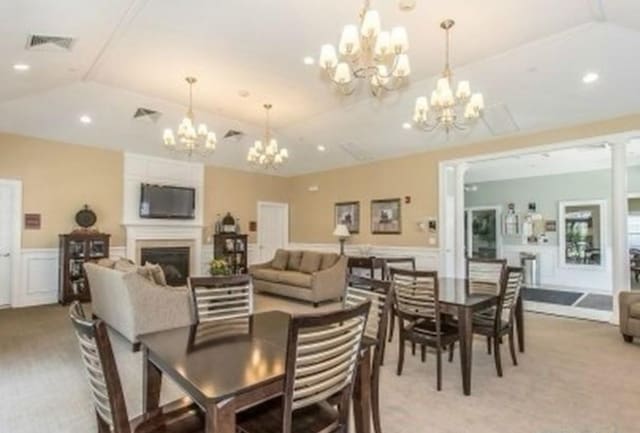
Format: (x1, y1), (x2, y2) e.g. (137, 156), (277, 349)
(1, 0), (640, 175)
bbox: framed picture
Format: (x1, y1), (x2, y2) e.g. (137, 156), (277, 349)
(371, 198), (401, 234)
(335, 201), (360, 234)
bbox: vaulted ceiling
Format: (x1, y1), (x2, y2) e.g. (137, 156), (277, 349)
(2, 0), (640, 175)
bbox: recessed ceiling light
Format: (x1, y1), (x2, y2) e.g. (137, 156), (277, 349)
(582, 72), (599, 84)
(402, 122), (412, 130)
(79, 115), (92, 124)
(13, 63), (30, 71)
(303, 56), (315, 65)
(317, 145), (326, 152)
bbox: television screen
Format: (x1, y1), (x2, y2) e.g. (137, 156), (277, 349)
(139, 184), (195, 219)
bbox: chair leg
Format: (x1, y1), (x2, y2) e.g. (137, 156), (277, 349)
(388, 309), (395, 343)
(436, 345), (442, 391)
(411, 342), (416, 356)
(371, 359), (383, 433)
(508, 328), (518, 366)
(397, 330), (405, 376)
(493, 334), (503, 377)
(623, 334), (633, 343)
(486, 336), (492, 355)
(448, 343), (455, 362)
(421, 345), (426, 363)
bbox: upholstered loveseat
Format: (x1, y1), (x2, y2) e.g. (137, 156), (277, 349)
(619, 291), (640, 343)
(249, 249), (347, 307)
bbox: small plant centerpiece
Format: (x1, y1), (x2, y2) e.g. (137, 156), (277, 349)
(209, 259), (231, 276)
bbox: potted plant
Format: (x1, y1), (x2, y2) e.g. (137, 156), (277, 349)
(209, 259), (231, 276)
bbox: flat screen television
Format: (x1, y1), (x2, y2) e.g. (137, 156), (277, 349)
(139, 184), (195, 219)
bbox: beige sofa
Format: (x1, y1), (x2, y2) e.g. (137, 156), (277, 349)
(249, 250), (347, 307)
(619, 291), (640, 343)
(85, 262), (194, 350)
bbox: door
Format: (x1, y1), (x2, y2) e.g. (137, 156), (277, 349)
(257, 202), (289, 263)
(0, 181), (19, 307)
(465, 206), (501, 259)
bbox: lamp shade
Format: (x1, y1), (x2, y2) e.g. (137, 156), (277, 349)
(333, 224), (351, 238)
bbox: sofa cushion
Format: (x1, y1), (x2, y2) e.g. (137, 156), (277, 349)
(114, 258), (137, 273)
(144, 262), (167, 286)
(278, 271), (312, 288)
(630, 302), (640, 319)
(272, 249), (289, 270)
(300, 251), (322, 274)
(251, 268), (282, 283)
(287, 250), (303, 271)
(320, 253), (339, 270)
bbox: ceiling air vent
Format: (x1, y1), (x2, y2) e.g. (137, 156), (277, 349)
(133, 108), (162, 123)
(340, 142), (373, 162)
(26, 34), (75, 51)
(481, 103), (520, 136)
(223, 129), (244, 140)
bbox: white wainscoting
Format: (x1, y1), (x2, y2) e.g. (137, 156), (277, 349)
(288, 243), (440, 271)
(502, 244), (612, 293)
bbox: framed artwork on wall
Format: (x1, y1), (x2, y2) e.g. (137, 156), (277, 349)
(371, 198), (402, 234)
(335, 201), (360, 234)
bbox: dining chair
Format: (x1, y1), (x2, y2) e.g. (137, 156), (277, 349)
(466, 258), (507, 295)
(382, 257), (416, 344)
(472, 267), (523, 377)
(69, 302), (204, 433)
(392, 268), (459, 391)
(188, 275), (252, 323)
(236, 302), (371, 433)
(345, 275), (393, 433)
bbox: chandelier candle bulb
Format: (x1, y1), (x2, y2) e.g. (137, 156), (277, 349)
(374, 31), (391, 56)
(390, 27), (409, 53)
(470, 93), (485, 110)
(319, 44), (338, 69)
(393, 54), (410, 77)
(339, 25), (360, 55)
(334, 62), (352, 83)
(456, 81), (471, 99)
(361, 10), (381, 37)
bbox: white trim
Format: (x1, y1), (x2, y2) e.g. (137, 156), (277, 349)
(0, 179), (22, 308)
(257, 201), (289, 262)
(557, 199), (607, 271)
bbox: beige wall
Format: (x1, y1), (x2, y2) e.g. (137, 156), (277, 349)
(203, 166), (290, 243)
(0, 133), (125, 248)
(289, 114), (640, 246)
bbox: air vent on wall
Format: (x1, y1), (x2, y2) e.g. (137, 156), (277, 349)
(223, 129), (244, 139)
(26, 34), (75, 51)
(132, 107), (161, 123)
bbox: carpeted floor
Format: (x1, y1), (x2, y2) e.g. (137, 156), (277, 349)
(1, 295), (639, 433)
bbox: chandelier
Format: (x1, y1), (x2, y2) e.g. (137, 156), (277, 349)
(318, 0), (411, 96)
(412, 19), (485, 133)
(162, 77), (217, 156)
(247, 104), (288, 168)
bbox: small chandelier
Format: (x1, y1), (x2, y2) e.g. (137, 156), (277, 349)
(247, 104), (288, 169)
(318, 0), (411, 96)
(412, 19), (485, 133)
(162, 77), (217, 156)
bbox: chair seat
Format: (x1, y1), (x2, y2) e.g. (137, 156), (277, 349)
(237, 399), (340, 433)
(629, 302), (640, 320)
(403, 318), (459, 347)
(131, 398), (204, 433)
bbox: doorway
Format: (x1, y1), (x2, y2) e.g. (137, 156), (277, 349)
(465, 206), (501, 259)
(0, 179), (21, 307)
(257, 201), (289, 263)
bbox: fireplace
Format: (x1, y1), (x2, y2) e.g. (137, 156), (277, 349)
(140, 246), (190, 286)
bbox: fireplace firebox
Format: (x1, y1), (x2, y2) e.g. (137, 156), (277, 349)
(140, 246), (190, 286)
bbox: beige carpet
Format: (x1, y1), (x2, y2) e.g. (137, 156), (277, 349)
(1, 295), (638, 433)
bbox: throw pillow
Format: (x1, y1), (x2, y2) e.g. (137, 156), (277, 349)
(287, 250), (303, 271)
(137, 266), (155, 282)
(320, 253), (339, 270)
(114, 258), (137, 273)
(144, 262), (167, 286)
(299, 251), (322, 274)
(272, 249), (289, 270)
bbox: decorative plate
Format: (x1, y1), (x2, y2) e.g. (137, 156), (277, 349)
(75, 205), (97, 228)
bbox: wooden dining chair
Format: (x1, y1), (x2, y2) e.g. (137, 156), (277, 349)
(383, 257), (416, 344)
(392, 268), (459, 391)
(466, 258), (507, 295)
(188, 275), (252, 323)
(345, 275), (393, 433)
(472, 267), (523, 377)
(236, 302), (371, 433)
(69, 302), (204, 433)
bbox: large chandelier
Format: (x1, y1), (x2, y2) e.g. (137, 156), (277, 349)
(162, 77), (217, 156)
(247, 104), (288, 169)
(412, 20), (485, 133)
(318, 0), (411, 96)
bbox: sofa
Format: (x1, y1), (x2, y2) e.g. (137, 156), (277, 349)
(249, 249), (347, 307)
(84, 261), (194, 350)
(619, 291), (640, 343)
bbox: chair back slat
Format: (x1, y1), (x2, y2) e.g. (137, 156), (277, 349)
(284, 302), (370, 420)
(344, 281), (391, 341)
(467, 258), (507, 295)
(501, 267), (524, 322)
(189, 275), (252, 323)
(69, 302), (130, 433)
(391, 269), (438, 320)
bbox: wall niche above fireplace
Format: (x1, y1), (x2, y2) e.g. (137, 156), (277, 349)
(141, 246), (190, 286)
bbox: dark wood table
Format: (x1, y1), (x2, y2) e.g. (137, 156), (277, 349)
(140, 311), (373, 433)
(438, 278), (525, 396)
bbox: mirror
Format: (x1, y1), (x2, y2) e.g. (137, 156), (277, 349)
(558, 200), (605, 267)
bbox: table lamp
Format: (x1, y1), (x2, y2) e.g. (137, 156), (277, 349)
(333, 224), (351, 255)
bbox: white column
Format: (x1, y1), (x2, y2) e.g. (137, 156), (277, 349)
(611, 141), (629, 325)
(455, 163), (468, 278)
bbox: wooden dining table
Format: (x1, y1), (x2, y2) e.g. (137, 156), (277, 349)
(437, 277), (525, 396)
(139, 310), (375, 433)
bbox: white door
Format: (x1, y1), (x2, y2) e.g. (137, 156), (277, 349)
(257, 202), (289, 263)
(0, 181), (18, 306)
